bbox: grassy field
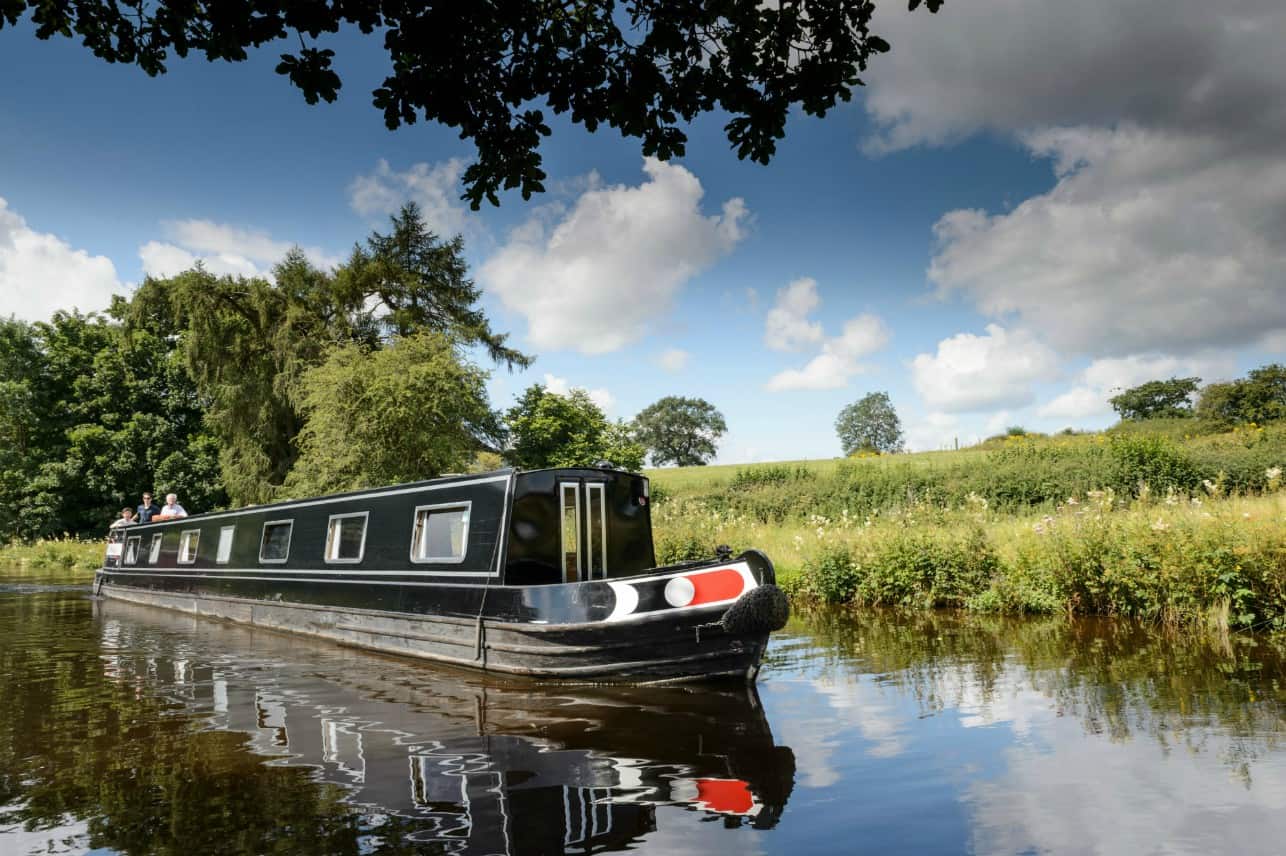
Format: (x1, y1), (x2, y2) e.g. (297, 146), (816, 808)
(0, 538), (103, 575)
(648, 422), (1286, 629)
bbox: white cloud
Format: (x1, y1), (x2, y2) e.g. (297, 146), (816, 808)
(862, 1), (1286, 356)
(348, 158), (474, 239)
(657, 348), (689, 372)
(911, 325), (1060, 412)
(927, 128), (1286, 355)
(478, 158), (748, 355)
(763, 277), (824, 352)
(904, 411), (962, 453)
(0, 197), (122, 320)
(140, 219), (341, 279)
(766, 313), (890, 391)
(1038, 353), (1237, 421)
(543, 373), (615, 413)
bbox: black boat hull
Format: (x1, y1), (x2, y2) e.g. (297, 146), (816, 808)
(94, 552), (783, 683)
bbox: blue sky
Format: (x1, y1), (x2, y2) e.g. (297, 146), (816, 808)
(2, 2), (1283, 462)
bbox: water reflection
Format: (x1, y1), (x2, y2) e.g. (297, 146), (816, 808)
(48, 594), (793, 854)
(7, 574), (1286, 855)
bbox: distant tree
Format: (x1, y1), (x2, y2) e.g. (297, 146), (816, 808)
(1195, 364), (1286, 425)
(285, 332), (501, 497)
(835, 392), (903, 455)
(634, 396), (727, 467)
(0, 1), (942, 207)
(504, 386), (645, 472)
(1109, 377), (1201, 420)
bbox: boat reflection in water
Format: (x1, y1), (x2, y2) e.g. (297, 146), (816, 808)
(93, 597), (796, 853)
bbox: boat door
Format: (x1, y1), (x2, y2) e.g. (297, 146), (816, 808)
(558, 479), (609, 583)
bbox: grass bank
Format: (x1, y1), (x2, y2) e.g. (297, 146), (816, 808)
(0, 538), (103, 574)
(648, 423), (1286, 630)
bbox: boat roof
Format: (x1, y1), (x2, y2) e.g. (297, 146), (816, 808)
(138, 466), (642, 525)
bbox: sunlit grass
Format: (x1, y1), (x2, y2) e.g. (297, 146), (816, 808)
(0, 538), (102, 575)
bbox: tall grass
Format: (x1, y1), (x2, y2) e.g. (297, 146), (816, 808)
(649, 423), (1286, 630)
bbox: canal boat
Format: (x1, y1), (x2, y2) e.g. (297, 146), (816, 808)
(95, 466), (789, 683)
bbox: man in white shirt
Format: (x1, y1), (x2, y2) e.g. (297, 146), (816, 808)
(159, 493), (188, 519)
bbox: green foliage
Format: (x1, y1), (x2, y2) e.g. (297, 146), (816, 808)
(1109, 376), (1200, 420)
(0, 311), (223, 540)
(123, 204), (528, 505)
(2, 2), (942, 207)
(730, 464), (815, 489)
(633, 396), (727, 466)
(1196, 364), (1286, 426)
(285, 332), (501, 496)
(835, 391), (904, 455)
(1105, 434), (1198, 494)
(504, 385), (645, 471)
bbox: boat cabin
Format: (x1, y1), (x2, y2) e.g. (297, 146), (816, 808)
(105, 467), (656, 586)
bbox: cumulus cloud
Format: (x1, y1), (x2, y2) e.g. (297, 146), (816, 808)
(0, 197), (122, 320)
(764, 277), (824, 352)
(348, 158), (475, 239)
(543, 373), (615, 413)
(927, 128), (1286, 355)
(862, 1), (1286, 356)
(657, 348), (689, 372)
(1038, 352), (1236, 421)
(140, 219), (341, 279)
(911, 325), (1060, 412)
(904, 410), (962, 453)
(478, 158), (748, 355)
(767, 313), (890, 391)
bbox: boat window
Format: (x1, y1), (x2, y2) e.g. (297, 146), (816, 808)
(148, 533), (163, 564)
(178, 529), (200, 564)
(560, 482), (580, 583)
(216, 525), (235, 564)
(124, 535), (141, 565)
(325, 512), (368, 563)
(586, 482), (607, 580)
(260, 520), (293, 563)
(411, 503), (470, 563)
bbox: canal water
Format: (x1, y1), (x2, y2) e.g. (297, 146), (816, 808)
(3, 570), (1286, 855)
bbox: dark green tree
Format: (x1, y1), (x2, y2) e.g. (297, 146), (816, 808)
(634, 396), (727, 467)
(504, 385), (645, 471)
(123, 205), (529, 504)
(0, 1), (942, 207)
(0, 311), (224, 539)
(285, 332), (502, 497)
(835, 391), (903, 455)
(1109, 377), (1200, 420)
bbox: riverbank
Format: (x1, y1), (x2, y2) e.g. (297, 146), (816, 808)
(0, 538), (102, 574)
(649, 427), (1286, 630)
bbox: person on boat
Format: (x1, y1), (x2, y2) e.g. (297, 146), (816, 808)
(109, 508), (136, 528)
(136, 492), (162, 523)
(157, 493), (188, 519)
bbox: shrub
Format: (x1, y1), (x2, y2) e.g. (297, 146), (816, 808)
(800, 545), (862, 604)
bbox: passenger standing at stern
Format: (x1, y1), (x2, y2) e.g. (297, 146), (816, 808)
(157, 494), (187, 520)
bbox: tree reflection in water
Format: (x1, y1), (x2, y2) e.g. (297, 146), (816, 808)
(0, 589), (795, 855)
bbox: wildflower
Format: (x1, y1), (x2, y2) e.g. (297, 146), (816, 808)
(1065, 496), (1080, 507)
(1163, 487), (1179, 506)
(1152, 518), (1170, 532)
(1267, 466), (1282, 481)
(1191, 497), (1202, 507)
